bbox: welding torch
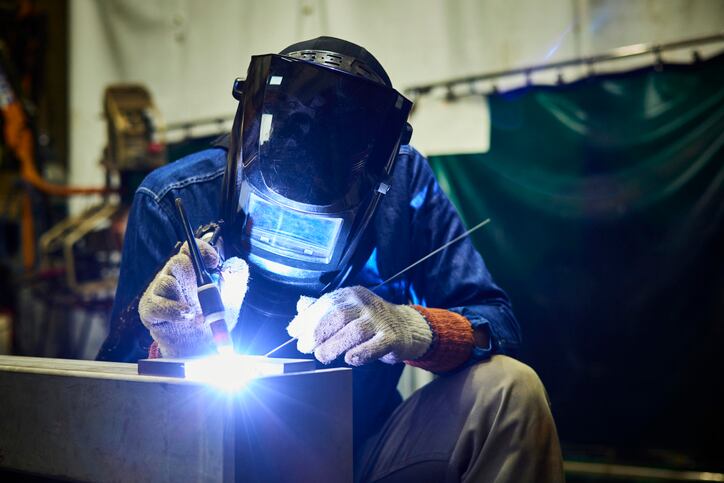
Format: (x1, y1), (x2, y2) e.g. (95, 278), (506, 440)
(175, 197), (235, 356)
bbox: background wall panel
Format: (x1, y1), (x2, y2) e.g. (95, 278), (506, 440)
(68, 0), (723, 212)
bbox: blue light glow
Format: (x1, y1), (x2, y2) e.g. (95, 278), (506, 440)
(410, 186), (428, 209)
(247, 192), (342, 263)
(543, 23), (574, 61)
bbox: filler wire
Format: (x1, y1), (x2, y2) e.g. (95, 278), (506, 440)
(264, 337), (297, 357)
(372, 217), (491, 289)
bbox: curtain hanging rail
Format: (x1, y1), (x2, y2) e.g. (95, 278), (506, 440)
(405, 32), (724, 96)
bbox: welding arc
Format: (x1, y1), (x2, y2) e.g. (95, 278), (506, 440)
(264, 217), (492, 358)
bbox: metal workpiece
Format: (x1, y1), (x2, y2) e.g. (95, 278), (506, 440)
(0, 356), (352, 483)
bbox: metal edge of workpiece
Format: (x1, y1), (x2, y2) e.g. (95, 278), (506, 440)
(0, 360), (188, 385)
(0, 355), (348, 387)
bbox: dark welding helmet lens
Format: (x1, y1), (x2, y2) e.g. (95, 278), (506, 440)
(241, 54), (410, 204)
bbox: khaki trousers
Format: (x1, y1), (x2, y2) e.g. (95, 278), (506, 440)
(356, 355), (565, 483)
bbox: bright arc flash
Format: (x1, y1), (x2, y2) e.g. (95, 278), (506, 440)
(184, 353), (254, 391)
(183, 354), (289, 391)
(217, 345), (235, 357)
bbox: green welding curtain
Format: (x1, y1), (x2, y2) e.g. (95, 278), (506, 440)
(428, 53), (724, 461)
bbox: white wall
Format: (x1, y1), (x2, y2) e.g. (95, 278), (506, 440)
(68, 0), (724, 210)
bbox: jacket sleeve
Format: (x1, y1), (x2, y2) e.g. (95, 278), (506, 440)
(405, 148), (521, 362)
(96, 189), (179, 362)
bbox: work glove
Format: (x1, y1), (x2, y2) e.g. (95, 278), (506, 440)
(138, 239), (249, 357)
(286, 286), (433, 366)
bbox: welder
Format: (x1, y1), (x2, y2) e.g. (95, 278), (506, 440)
(97, 37), (564, 482)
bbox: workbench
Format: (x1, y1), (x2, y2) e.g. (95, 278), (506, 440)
(0, 355), (352, 482)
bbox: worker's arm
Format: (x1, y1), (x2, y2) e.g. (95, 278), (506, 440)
(286, 147), (519, 373)
(404, 147), (521, 368)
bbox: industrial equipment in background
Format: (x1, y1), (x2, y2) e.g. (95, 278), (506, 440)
(104, 84), (166, 172)
(38, 84), (167, 298)
(23, 84), (167, 358)
(2, 14), (232, 358)
(0, 41), (110, 272)
(17, 78), (233, 359)
(1, 34), (108, 357)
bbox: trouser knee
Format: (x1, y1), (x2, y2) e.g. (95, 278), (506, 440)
(463, 355), (551, 415)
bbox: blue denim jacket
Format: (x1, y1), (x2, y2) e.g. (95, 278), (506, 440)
(97, 142), (520, 444)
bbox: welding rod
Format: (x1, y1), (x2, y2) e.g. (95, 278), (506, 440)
(264, 217), (492, 357)
(372, 218), (490, 290)
(175, 198), (234, 355)
(264, 337), (297, 357)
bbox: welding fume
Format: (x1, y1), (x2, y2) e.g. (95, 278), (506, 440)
(98, 36), (564, 482)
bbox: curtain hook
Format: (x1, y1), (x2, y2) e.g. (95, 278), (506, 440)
(586, 60), (596, 78)
(692, 49), (702, 64)
(556, 69), (565, 85)
(445, 85), (456, 102)
(653, 47), (664, 72)
(525, 69), (533, 86)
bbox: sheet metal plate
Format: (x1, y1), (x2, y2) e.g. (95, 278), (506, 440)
(0, 355), (352, 482)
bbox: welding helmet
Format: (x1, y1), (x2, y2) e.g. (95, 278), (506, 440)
(221, 37), (413, 299)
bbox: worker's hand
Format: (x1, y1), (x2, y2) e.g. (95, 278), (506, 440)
(287, 286), (433, 366)
(138, 240), (249, 357)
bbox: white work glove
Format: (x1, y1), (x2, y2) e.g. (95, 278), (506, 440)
(286, 286), (433, 366)
(138, 239), (249, 357)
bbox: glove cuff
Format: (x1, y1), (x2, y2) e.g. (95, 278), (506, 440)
(148, 341), (162, 359)
(405, 306), (474, 373)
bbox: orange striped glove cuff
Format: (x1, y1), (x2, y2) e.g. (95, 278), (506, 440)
(405, 306), (474, 373)
(148, 341), (161, 359)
